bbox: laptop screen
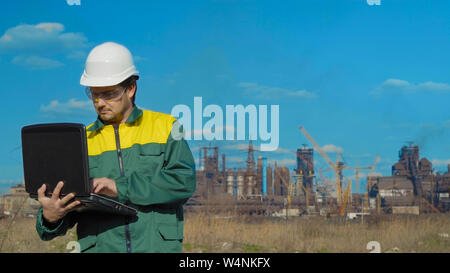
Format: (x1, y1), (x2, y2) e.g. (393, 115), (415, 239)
(21, 123), (91, 198)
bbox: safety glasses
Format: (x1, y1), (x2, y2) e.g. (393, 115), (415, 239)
(85, 86), (127, 103)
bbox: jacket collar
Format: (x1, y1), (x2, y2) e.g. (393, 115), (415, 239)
(87, 106), (143, 132)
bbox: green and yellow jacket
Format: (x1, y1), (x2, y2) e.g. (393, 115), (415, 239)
(35, 106), (196, 253)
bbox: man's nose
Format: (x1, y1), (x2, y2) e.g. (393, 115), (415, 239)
(95, 97), (107, 106)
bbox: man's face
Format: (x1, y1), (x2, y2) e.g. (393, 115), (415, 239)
(89, 84), (135, 124)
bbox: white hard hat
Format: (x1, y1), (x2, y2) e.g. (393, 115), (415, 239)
(80, 42), (139, 87)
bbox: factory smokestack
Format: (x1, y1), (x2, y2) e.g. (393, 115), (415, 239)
(262, 157), (267, 195)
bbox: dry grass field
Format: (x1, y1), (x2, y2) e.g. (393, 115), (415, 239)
(0, 213), (449, 253)
(0, 216), (77, 253)
(183, 213), (450, 253)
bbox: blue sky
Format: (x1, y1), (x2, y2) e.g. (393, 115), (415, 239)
(0, 0), (449, 194)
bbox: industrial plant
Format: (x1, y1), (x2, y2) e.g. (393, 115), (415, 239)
(1, 126), (449, 219)
(186, 126), (450, 217)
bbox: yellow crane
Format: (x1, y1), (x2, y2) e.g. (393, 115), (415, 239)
(316, 169), (331, 198)
(366, 155), (380, 193)
(299, 126), (345, 208)
(340, 179), (352, 216)
(352, 163), (371, 195)
(277, 164), (311, 215)
(273, 164), (292, 217)
(360, 155), (379, 214)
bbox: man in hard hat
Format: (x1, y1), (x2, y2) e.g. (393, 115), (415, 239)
(35, 42), (196, 253)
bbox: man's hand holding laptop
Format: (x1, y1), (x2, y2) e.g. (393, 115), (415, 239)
(38, 181), (81, 224)
(38, 178), (119, 223)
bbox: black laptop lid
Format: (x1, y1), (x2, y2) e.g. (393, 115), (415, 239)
(21, 123), (90, 198)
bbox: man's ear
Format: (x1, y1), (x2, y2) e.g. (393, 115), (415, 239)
(126, 84), (136, 99)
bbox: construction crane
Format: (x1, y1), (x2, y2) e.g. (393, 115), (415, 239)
(340, 179), (352, 216)
(299, 126), (345, 209)
(277, 164), (312, 216)
(290, 171), (314, 214)
(335, 152), (348, 191)
(272, 164), (292, 217)
(366, 155), (380, 193)
(322, 163), (348, 198)
(317, 169), (332, 197)
(351, 163), (372, 194)
(360, 155), (380, 215)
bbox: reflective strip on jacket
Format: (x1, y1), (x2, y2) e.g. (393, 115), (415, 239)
(35, 106), (196, 252)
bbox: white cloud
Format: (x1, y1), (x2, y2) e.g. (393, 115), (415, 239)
(0, 22), (88, 53)
(222, 143), (249, 150)
(431, 159), (450, 166)
(227, 156), (245, 163)
(270, 147), (295, 154)
(35, 22), (65, 32)
(268, 158), (297, 167)
(12, 55), (63, 70)
(320, 144), (344, 154)
(382, 78), (410, 87)
(372, 78), (450, 96)
(203, 125), (236, 135)
(238, 82), (318, 99)
(419, 81), (450, 91)
(0, 178), (23, 185)
(222, 143), (261, 151)
(66, 0), (81, 5)
(40, 98), (94, 117)
(207, 142), (296, 156)
(0, 22), (89, 69)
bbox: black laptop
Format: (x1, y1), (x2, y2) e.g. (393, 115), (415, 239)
(21, 123), (137, 217)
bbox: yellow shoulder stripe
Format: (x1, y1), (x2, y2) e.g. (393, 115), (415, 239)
(87, 110), (176, 156)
